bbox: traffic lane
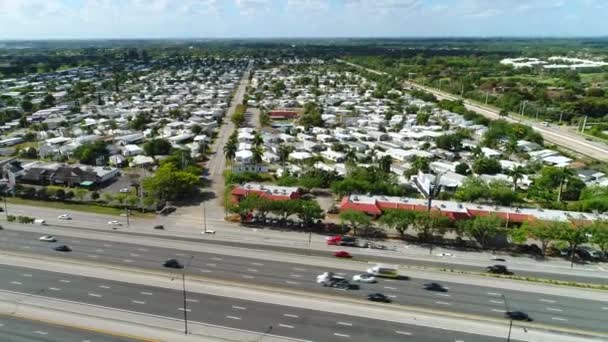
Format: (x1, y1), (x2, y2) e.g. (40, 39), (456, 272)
(0, 265), (510, 342)
(1, 230), (606, 332)
(9, 219), (606, 285)
(0, 315), (140, 342)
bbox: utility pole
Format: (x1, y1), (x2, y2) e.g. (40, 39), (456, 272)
(3, 196), (7, 217)
(581, 115), (588, 134)
(485, 92), (489, 105)
(520, 100), (527, 117)
(182, 256), (194, 335)
(202, 201), (207, 233)
(559, 112), (563, 124)
(501, 294), (513, 342)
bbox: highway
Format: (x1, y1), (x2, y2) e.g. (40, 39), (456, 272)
(1, 229), (606, 334)
(337, 59), (608, 162)
(0, 264), (511, 342)
(0, 315), (141, 342)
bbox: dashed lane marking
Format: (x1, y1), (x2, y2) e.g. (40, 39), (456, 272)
(395, 331), (412, 335)
(333, 333), (350, 338)
(337, 322), (352, 326)
(140, 292), (153, 296)
(226, 316), (241, 320)
(132, 301), (146, 304)
(435, 301), (451, 305)
(540, 299), (556, 303)
(279, 324), (294, 328)
(10, 281), (22, 285)
(178, 308), (191, 312)
(283, 314), (299, 318)
(88, 293), (102, 298)
(232, 306), (246, 310)
(547, 308), (563, 312)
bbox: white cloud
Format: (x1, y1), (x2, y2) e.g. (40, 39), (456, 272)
(236, 0), (270, 15)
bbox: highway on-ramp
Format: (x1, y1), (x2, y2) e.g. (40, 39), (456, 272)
(1, 229), (606, 335)
(0, 264), (512, 342)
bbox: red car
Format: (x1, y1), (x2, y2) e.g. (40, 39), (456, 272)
(333, 251), (352, 258)
(326, 235), (342, 245)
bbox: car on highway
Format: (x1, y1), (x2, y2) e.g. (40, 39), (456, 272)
(163, 259), (184, 269)
(423, 282), (447, 292)
(108, 220), (122, 226)
(57, 214), (72, 220)
(153, 225), (164, 230)
(505, 311), (532, 321)
(201, 230), (216, 234)
(352, 274), (377, 283)
(486, 265), (512, 275)
(367, 293), (391, 303)
(333, 251), (352, 258)
(366, 264), (399, 278)
(490, 256), (506, 262)
(53, 245), (72, 252)
(39, 235), (57, 242)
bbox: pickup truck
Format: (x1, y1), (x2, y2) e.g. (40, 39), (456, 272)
(316, 272), (359, 290)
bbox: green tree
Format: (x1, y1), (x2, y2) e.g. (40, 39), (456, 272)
(514, 220), (565, 257)
(412, 211), (451, 241)
(73, 188), (88, 201)
(472, 157), (502, 175)
(455, 162), (470, 176)
(339, 209), (371, 236)
(378, 155), (392, 173)
(555, 222), (590, 268)
(73, 141), (109, 165)
(454, 177), (487, 203)
(296, 200), (324, 227)
(270, 200), (301, 221)
(507, 165), (526, 191)
(142, 162), (199, 202)
(488, 181), (520, 206)
(456, 215), (504, 249)
(224, 135), (238, 163)
(190, 124), (202, 135)
(380, 209), (417, 237)
(277, 145), (294, 166)
(143, 139), (172, 157)
(590, 220), (608, 255)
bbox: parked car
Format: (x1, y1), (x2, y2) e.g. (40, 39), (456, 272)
(39, 235), (57, 242)
(108, 220), (122, 226)
(423, 282), (447, 292)
(505, 311), (532, 321)
(163, 259), (183, 269)
(333, 251), (352, 258)
(367, 293), (391, 303)
(352, 274), (377, 283)
(486, 265), (512, 275)
(153, 225), (164, 230)
(201, 230), (216, 234)
(57, 214), (72, 220)
(53, 245), (72, 252)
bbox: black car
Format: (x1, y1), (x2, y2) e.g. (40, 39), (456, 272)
(53, 245), (72, 252)
(505, 311), (532, 321)
(163, 259), (184, 269)
(486, 265), (512, 275)
(423, 282), (447, 292)
(154, 225), (164, 230)
(367, 293), (391, 303)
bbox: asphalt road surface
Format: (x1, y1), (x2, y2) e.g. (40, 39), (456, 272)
(0, 315), (141, 342)
(1, 229), (606, 334)
(0, 264), (512, 342)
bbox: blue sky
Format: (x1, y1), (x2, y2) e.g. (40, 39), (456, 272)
(0, 0), (607, 39)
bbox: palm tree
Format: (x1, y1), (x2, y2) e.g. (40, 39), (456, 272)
(251, 146), (264, 164)
(278, 145), (293, 166)
(471, 145), (483, 159)
(504, 138), (518, 158)
(378, 155), (392, 173)
(252, 131), (264, 147)
(556, 167), (574, 202)
(223, 138), (237, 163)
(345, 149), (357, 163)
(508, 166), (526, 191)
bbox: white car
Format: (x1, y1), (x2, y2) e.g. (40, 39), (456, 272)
(436, 252), (453, 257)
(352, 274), (377, 283)
(108, 220), (122, 226)
(119, 188), (131, 193)
(39, 235), (57, 242)
(57, 214), (72, 220)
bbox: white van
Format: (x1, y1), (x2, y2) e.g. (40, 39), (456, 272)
(34, 219), (47, 225)
(366, 264), (399, 278)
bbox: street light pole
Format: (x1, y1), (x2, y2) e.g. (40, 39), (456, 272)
(182, 256), (194, 335)
(501, 294), (512, 342)
(203, 201), (207, 234)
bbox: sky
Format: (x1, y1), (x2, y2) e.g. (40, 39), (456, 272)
(0, 0), (607, 39)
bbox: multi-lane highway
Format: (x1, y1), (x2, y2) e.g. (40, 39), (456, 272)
(0, 315), (142, 342)
(0, 264), (511, 342)
(1, 228), (606, 335)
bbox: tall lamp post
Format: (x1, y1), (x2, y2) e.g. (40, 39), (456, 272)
(501, 294), (513, 342)
(182, 256), (195, 335)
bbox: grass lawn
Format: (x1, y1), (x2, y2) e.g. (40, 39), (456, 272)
(6, 197), (154, 218)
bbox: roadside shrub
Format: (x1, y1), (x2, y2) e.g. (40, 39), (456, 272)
(17, 216), (35, 224)
(6, 215), (15, 222)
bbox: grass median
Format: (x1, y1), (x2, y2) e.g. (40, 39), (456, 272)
(5, 197), (154, 218)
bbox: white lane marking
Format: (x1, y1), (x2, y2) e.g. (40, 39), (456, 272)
(487, 292), (501, 296)
(175, 253), (185, 257)
(286, 281), (300, 285)
(60, 280), (71, 283)
(242, 275), (255, 279)
(232, 306), (246, 310)
(337, 322), (352, 326)
(71, 240), (81, 243)
(334, 333), (350, 338)
(10, 281), (22, 285)
(206, 263), (216, 267)
(87, 255), (98, 258)
(137, 248), (148, 252)
(603, 307), (608, 310)
(211, 257), (223, 261)
(290, 274), (302, 278)
(20, 246), (31, 249)
(88, 293), (102, 298)
(123, 259), (134, 263)
(293, 267), (307, 271)
(35, 331), (48, 335)
(226, 316), (241, 320)
(141, 292), (153, 296)
(435, 301), (451, 305)
(540, 299), (556, 303)
(435, 293), (450, 297)
(48, 287), (60, 291)
(130, 253), (140, 257)
(95, 249), (104, 253)
(384, 286), (397, 290)
(186, 299), (199, 303)
(552, 317), (567, 321)
(388, 295), (397, 298)
(547, 307), (563, 312)
(395, 331), (412, 335)
(279, 324), (294, 329)
(247, 269), (258, 272)
(103, 244), (112, 248)
(132, 301), (146, 304)
(21, 274), (32, 277)
(490, 300), (504, 304)
(178, 308), (191, 312)
(251, 262), (264, 266)
(283, 314), (299, 318)
(199, 269), (212, 273)
(99, 285), (110, 289)
(492, 309), (505, 313)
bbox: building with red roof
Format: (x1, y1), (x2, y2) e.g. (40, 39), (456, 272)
(268, 109), (300, 120)
(231, 183), (301, 203)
